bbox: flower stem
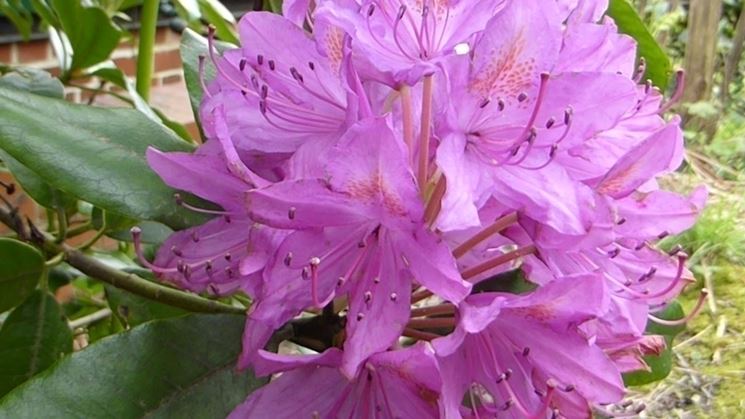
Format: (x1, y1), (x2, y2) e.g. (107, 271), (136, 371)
(424, 174), (446, 227)
(417, 75), (434, 188)
(136, 0), (160, 101)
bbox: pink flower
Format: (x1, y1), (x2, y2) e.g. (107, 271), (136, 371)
(230, 344), (442, 418)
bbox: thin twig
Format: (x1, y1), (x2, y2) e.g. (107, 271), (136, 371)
(0, 206), (244, 315)
(69, 308), (112, 329)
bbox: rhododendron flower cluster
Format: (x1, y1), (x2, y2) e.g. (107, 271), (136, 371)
(139, 0), (707, 417)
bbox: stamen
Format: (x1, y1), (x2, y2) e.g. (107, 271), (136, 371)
(461, 245), (536, 280)
(197, 55), (212, 98)
(660, 70), (685, 113)
(174, 193), (240, 217)
(310, 257), (322, 308)
(633, 57), (646, 84)
(424, 175), (446, 226)
(452, 212), (519, 258)
(648, 289), (708, 326)
(410, 304), (455, 318)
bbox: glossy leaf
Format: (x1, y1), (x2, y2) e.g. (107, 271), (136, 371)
(607, 0), (673, 89)
(0, 314), (265, 418)
(0, 151), (77, 212)
(0, 85), (208, 230)
(0, 239), (45, 314)
(0, 70), (77, 211)
(0, 68), (64, 99)
(623, 301), (686, 386)
(0, 291), (73, 397)
(106, 283), (188, 327)
(49, 0), (122, 71)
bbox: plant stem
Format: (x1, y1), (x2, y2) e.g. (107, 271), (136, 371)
(136, 0), (160, 101)
(400, 85), (415, 162)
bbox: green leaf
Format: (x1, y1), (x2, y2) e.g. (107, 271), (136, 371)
(623, 301), (685, 386)
(0, 85), (208, 230)
(0, 239), (45, 314)
(607, 0), (673, 89)
(106, 283), (188, 327)
(264, 0), (282, 13)
(0, 68), (64, 99)
(0, 151), (77, 211)
(0, 69), (77, 211)
(107, 220), (174, 245)
(199, 0), (239, 44)
(0, 1), (33, 40)
(0, 291), (73, 397)
(180, 28), (234, 131)
(0, 314), (265, 418)
(49, 0), (122, 71)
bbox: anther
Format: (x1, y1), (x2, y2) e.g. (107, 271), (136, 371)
(562, 384), (575, 392)
(288, 207), (296, 220)
(668, 244), (683, 256)
(239, 59), (247, 71)
(191, 231), (199, 242)
(268, 60), (276, 70)
(608, 247), (621, 258)
(390, 293), (398, 301)
(501, 399), (514, 411)
(522, 347), (530, 357)
(517, 92), (528, 102)
(301, 267), (310, 280)
(290, 67), (304, 83)
(364, 291), (373, 303)
(373, 277), (381, 284)
(284, 252), (293, 266)
(634, 241), (648, 251)
(0, 180), (15, 195)
(397, 5), (407, 20)
(479, 97), (490, 108)
(564, 107), (573, 125)
(367, 4), (375, 16)
(224, 253), (232, 262)
(308, 61), (315, 70)
(337, 276), (345, 287)
(616, 217), (627, 225)
(208, 283), (219, 295)
(357, 313), (365, 321)
(225, 267), (234, 278)
(257, 54), (264, 65)
(497, 98), (505, 111)
(171, 246), (183, 257)
(545, 117), (556, 129)
(657, 231), (670, 240)
(260, 85), (268, 99)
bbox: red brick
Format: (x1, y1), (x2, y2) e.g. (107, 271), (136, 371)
(17, 40), (49, 63)
(154, 50), (182, 72)
(0, 43), (12, 64)
(156, 27), (169, 44)
(41, 66), (62, 78)
(114, 56), (137, 76)
(160, 73), (182, 85)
